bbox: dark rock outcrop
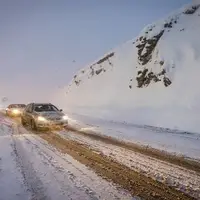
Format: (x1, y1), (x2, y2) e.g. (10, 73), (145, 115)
(136, 30), (164, 66)
(95, 68), (103, 75)
(96, 52), (114, 65)
(163, 77), (172, 87)
(184, 5), (200, 14)
(136, 68), (171, 88)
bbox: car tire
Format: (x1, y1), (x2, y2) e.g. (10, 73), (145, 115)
(31, 120), (37, 131)
(21, 118), (26, 126)
(63, 124), (68, 129)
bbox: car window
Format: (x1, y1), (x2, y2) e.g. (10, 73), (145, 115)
(25, 104), (31, 112)
(18, 104), (26, 108)
(29, 104), (33, 112)
(8, 104), (26, 108)
(9, 104), (15, 108)
(34, 104), (59, 112)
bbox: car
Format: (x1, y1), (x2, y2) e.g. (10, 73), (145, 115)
(6, 104), (26, 117)
(21, 103), (68, 130)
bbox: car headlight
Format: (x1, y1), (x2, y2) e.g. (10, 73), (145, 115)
(62, 115), (68, 120)
(13, 109), (20, 114)
(38, 116), (46, 121)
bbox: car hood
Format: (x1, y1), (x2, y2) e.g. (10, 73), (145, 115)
(37, 111), (64, 119)
(10, 108), (25, 111)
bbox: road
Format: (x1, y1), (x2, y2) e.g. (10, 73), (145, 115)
(0, 115), (132, 200)
(0, 114), (199, 200)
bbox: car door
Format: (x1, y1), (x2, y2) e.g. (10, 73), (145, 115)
(26, 104), (34, 124)
(22, 104), (29, 122)
(23, 104), (32, 124)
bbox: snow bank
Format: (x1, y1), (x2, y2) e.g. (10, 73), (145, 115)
(54, 1), (200, 133)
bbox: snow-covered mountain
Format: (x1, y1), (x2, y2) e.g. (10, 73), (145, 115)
(55, 1), (200, 133)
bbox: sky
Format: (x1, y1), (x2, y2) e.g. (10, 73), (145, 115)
(0, 0), (190, 104)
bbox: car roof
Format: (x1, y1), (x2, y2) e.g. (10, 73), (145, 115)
(32, 103), (52, 105)
(8, 104), (26, 106)
(30, 103), (53, 106)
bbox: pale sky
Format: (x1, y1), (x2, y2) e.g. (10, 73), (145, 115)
(0, 0), (190, 103)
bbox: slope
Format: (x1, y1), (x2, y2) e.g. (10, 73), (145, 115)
(55, 1), (200, 133)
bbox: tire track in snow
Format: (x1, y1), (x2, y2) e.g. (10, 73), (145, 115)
(14, 124), (132, 200)
(11, 125), (50, 200)
(59, 130), (200, 199)
(21, 136), (100, 200)
(0, 121), (31, 200)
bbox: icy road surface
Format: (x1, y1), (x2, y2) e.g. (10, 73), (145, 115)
(0, 115), (132, 200)
(66, 113), (200, 161)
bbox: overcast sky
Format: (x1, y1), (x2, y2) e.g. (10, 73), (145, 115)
(0, 0), (190, 103)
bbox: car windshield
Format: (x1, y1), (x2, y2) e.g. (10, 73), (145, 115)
(10, 104), (26, 108)
(34, 104), (59, 112)
(18, 104), (26, 108)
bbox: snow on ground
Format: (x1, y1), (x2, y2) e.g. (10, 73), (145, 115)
(0, 121), (31, 200)
(57, 129), (200, 199)
(66, 113), (200, 161)
(53, 1), (200, 134)
(0, 115), (132, 200)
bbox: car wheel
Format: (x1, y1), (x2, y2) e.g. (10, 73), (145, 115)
(31, 120), (37, 131)
(21, 118), (26, 126)
(63, 124), (68, 129)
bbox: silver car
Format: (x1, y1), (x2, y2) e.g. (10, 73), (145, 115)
(21, 103), (68, 130)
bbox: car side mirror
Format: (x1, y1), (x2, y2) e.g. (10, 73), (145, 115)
(60, 109), (63, 112)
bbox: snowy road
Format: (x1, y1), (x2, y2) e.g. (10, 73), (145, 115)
(0, 113), (199, 200)
(0, 116), (132, 200)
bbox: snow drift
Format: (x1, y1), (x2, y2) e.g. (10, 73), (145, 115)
(55, 1), (200, 133)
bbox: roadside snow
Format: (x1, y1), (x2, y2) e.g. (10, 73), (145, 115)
(66, 113), (200, 161)
(57, 129), (200, 199)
